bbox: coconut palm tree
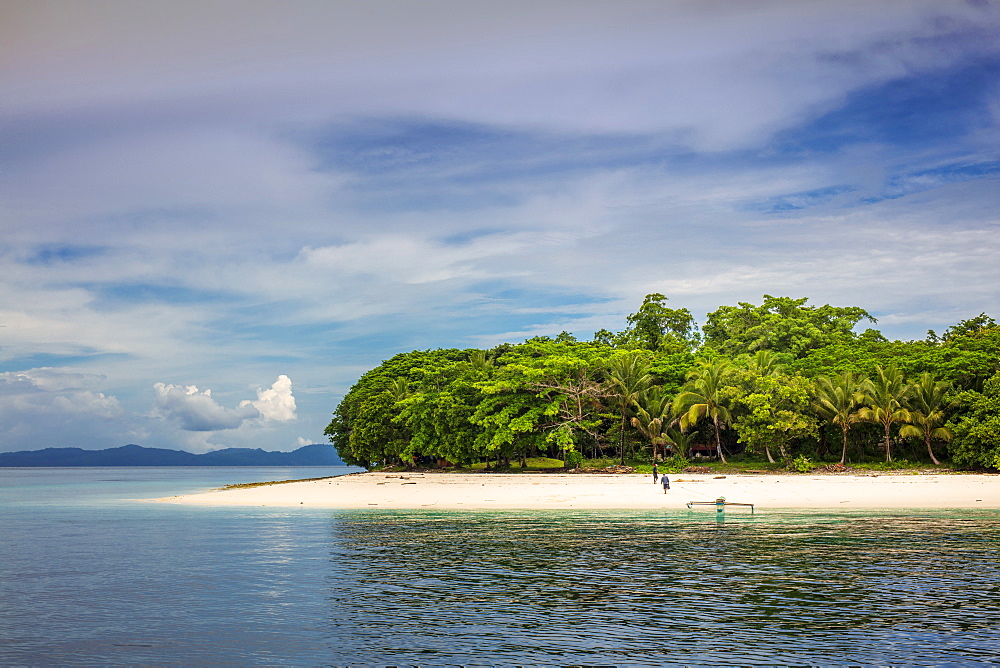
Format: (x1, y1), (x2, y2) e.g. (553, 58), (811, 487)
(606, 352), (653, 465)
(663, 425), (697, 459)
(674, 360), (733, 463)
(812, 372), (866, 465)
(899, 373), (954, 466)
(631, 387), (674, 460)
(857, 365), (913, 463)
(468, 350), (494, 374)
(388, 377), (410, 401)
(743, 350), (783, 377)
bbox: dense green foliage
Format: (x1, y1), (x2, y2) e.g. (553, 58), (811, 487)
(326, 296), (1000, 470)
(949, 371), (1000, 469)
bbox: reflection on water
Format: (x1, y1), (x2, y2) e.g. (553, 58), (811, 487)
(325, 510), (1000, 665)
(2, 469), (999, 665)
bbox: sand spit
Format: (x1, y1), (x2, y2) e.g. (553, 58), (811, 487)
(153, 471), (1000, 510)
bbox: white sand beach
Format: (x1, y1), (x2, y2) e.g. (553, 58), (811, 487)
(154, 471), (1000, 510)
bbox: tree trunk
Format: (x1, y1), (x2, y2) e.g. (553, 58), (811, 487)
(777, 440), (789, 462)
(713, 416), (727, 464)
(765, 443), (775, 464)
(884, 421), (892, 462)
(840, 425), (848, 465)
(620, 413), (627, 465)
(925, 430), (941, 466)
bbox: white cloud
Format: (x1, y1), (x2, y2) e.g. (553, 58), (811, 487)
(0, 366), (311, 453)
(51, 391), (123, 417)
(152, 375), (297, 431)
(0, 0), (997, 456)
(0, 367), (106, 393)
(153, 382), (260, 431)
(299, 231), (550, 285)
(5, 1), (995, 148)
(252, 374), (297, 422)
(0, 368), (123, 419)
(0, 368), (127, 450)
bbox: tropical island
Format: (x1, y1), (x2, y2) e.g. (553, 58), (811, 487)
(160, 294), (1000, 510)
(325, 294), (1000, 475)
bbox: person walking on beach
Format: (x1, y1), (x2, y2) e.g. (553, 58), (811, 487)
(661, 474), (670, 493)
(652, 463), (659, 483)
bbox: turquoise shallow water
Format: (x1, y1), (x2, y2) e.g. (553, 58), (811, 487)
(2, 468), (999, 665)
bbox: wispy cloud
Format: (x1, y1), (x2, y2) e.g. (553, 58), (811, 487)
(1, 0), (998, 452)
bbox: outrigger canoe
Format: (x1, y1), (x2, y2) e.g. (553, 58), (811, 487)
(687, 497), (754, 513)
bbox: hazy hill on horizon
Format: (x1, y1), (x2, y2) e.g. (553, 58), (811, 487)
(0, 443), (346, 467)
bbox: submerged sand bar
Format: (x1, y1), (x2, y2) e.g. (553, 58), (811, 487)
(154, 471), (1000, 510)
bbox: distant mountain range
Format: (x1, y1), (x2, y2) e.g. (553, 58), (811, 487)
(0, 443), (347, 467)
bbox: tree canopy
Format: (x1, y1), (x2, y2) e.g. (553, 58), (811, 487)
(327, 294), (1000, 471)
(702, 295), (876, 358)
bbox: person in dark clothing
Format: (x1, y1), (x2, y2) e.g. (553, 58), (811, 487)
(662, 475), (670, 493)
(652, 463), (659, 483)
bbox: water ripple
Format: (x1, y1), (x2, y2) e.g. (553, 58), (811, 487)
(4, 481), (999, 666)
(324, 510), (1000, 665)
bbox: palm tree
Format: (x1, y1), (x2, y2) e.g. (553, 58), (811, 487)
(899, 373), (954, 466)
(663, 425), (697, 459)
(744, 350), (783, 377)
(606, 353), (652, 465)
(388, 377), (410, 401)
(812, 372), (866, 465)
(857, 365), (913, 463)
(468, 350), (494, 374)
(674, 360), (733, 463)
(631, 388), (673, 460)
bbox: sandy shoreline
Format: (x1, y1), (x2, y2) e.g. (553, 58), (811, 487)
(152, 471), (1000, 510)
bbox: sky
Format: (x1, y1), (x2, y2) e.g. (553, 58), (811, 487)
(1, 0), (998, 454)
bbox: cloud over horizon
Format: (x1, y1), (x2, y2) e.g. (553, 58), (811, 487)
(153, 376), (297, 432)
(1, 1), (997, 452)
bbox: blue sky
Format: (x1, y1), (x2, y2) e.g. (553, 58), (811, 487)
(1, 0), (998, 453)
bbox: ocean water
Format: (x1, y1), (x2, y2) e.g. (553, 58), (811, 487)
(2, 468), (999, 666)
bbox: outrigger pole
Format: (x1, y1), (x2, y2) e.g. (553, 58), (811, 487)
(686, 497), (754, 513)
